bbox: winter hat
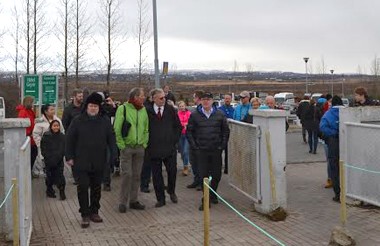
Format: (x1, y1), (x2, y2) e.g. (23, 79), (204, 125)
(201, 92), (213, 99)
(317, 98), (327, 104)
(239, 91), (250, 98)
(85, 92), (103, 107)
(332, 95), (343, 106)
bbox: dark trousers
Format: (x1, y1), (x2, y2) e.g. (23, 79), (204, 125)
(31, 145), (38, 171)
(302, 125), (307, 142)
(76, 170), (103, 217)
(327, 137), (340, 197)
(198, 149), (222, 199)
(307, 129), (319, 152)
(45, 163), (66, 193)
(140, 152), (151, 189)
(190, 148), (201, 185)
(151, 152), (177, 202)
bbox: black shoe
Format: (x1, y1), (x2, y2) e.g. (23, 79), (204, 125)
(196, 185), (202, 191)
(140, 187), (150, 193)
(210, 197), (219, 204)
(312, 151), (317, 154)
(103, 184), (111, 191)
(224, 170), (228, 174)
(199, 202), (211, 211)
(170, 193), (178, 204)
(333, 196), (340, 203)
(59, 190), (66, 201)
(81, 217), (90, 228)
(130, 201), (145, 210)
(187, 182), (198, 189)
(46, 189), (56, 198)
(118, 204), (127, 213)
(309, 150), (312, 153)
(155, 200), (166, 208)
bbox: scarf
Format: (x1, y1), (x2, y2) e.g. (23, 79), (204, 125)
(128, 98), (144, 110)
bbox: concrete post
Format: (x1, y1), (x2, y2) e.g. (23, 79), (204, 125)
(252, 110), (287, 215)
(0, 118), (30, 239)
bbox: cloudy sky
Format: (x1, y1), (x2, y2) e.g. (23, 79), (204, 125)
(1, 0), (380, 74)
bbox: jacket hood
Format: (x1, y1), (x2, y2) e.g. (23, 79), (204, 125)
(16, 105), (26, 111)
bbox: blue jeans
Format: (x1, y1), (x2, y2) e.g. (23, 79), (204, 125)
(323, 143), (332, 179)
(179, 135), (189, 167)
(307, 129), (318, 153)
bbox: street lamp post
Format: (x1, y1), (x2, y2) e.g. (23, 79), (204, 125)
(303, 57), (309, 94)
(330, 69), (334, 95)
(152, 0), (160, 88)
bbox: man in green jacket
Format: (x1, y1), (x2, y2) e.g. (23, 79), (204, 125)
(114, 88), (149, 213)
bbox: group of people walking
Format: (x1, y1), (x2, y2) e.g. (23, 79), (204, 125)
(17, 84), (377, 228)
(296, 87), (377, 202)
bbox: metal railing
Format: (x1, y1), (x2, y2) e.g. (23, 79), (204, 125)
(227, 120), (262, 203)
(344, 122), (380, 206)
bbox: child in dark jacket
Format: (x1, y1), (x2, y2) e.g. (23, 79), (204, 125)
(41, 120), (66, 200)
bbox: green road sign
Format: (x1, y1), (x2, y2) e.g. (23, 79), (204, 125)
(23, 75), (39, 103)
(42, 75), (58, 104)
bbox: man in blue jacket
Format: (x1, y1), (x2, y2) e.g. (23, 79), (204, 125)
(319, 96), (344, 202)
(218, 93), (234, 174)
(233, 91), (251, 121)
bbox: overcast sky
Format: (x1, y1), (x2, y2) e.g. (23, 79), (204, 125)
(1, 0), (380, 74)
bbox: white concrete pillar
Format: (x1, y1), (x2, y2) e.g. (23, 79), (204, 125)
(0, 118), (30, 239)
(252, 110), (287, 214)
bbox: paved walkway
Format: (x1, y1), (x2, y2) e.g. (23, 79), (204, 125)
(27, 162), (380, 246)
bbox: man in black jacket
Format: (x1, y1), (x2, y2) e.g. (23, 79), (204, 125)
(65, 92), (116, 228)
(62, 89), (84, 131)
(146, 88), (182, 208)
(296, 95), (310, 143)
(187, 92), (230, 211)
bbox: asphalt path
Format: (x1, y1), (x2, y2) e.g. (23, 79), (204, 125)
(286, 130), (326, 164)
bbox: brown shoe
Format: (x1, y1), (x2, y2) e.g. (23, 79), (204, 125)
(324, 179), (333, 189)
(81, 217), (90, 228)
(182, 166), (189, 176)
(90, 214), (103, 223)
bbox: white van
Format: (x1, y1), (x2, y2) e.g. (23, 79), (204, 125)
(274, 92), (295, 111)
(0, 97), (5, 119)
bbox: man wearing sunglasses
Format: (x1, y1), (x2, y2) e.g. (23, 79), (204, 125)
(145, 88), (182, 208)
(233, 90), (251, 121)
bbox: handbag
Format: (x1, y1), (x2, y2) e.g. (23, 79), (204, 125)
(121, 105), (131, 138)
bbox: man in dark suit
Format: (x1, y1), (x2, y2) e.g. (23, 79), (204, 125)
(146, 88), (182, 208)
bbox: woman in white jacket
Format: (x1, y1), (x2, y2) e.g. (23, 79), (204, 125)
(32, 104), (64, 177)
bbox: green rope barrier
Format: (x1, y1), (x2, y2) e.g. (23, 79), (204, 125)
(0, 184), (15, 210)
(345, 164), (380, 175)
(203, 178), (286, 246)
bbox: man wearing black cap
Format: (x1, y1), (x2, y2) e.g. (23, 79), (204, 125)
(65, 92), (116, 228)
(187, 92), (230, 210)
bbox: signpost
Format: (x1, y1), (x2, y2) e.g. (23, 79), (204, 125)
(21, 74), (59, 117)
(21, 75), (39, 104)
(42, 75), (58, 104)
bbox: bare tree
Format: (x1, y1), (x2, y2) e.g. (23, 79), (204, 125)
(56, 0), (72, 100)
(10, 4), (21, 83)
(23, 0), (32, 74)
(370, 55), (380, 78)
(135, 0), (151, 86)
(317, 56), (327, 84)
(245, 63), (254, 81)
(99, 0), (127, 88)
(73, 0), (92, 87)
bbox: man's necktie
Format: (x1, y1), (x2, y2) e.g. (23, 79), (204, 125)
(157, 107), (162, 120)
